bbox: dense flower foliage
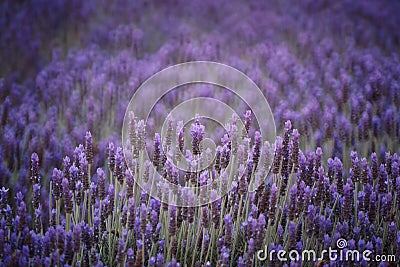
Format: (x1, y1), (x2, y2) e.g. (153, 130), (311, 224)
(1, 0), (400, 266)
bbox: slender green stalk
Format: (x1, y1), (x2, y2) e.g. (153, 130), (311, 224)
(56, 199), (60, 226)
(66, 213), (71, 232)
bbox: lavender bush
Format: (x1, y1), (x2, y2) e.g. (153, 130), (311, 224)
(1, 0), (400, 266)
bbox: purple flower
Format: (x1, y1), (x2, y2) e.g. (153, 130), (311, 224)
(125, 168), (134, 199)
(238, 165), (248, 195)
(30, 153), (40, 184)
(115, 147), (124, 184)
(288, 184), (297, 221)
(291, 129), (300, 172)
(378, 164), (388, 194)
(268, 183), (278, 224)
(280, 120), (292, 177)
(169, 206), (177, 237)
(32, 183), (41, 210)
(63, 156), (71, 180)
(128, 198), (135, 230)
(237, 257), (245, 267)
(256, 214), (266, 248)
(75, 180), (83, 207)
(224, 214), (233, 247)
(93, 216), (101, 244)
(243, 110), (252, 135)
(69, 163), (79, 192)
(56, 225), (65, 254)
(327, 158), (335, 183)
(129, 111), (137, 147)
(371, 152), (378, 180)
(85, 131), (93, 165)
(153, 133), (161, 167)
(137, 120), (146, 151)
(116, 238), (125, 264)
(107, 184), (115, 216)
(79, 154), (89, 190)
(369, 192), (377, 223)
(361, 157), (369, 185)
(140, 203), (147, 233)
(335, 157), (343, 195)
(96, 168), (106, 200)
(135, 249), (144, 267)
(350, 151), (360, 182)
(126, 248), (135, 267)
(288, 221), (297, 251)
(190, 115), (205, 155)
(165, 115), (174, 149)
(252, 131), (262, 169)
(62, 178), (73, 214)
(396, 177), (400, 208)
(391, 160), (399, 185)
(156, 253), (164, 267)
(272, 137), (283, 174)
(51, 168), (63, 201)
(73, 224), (81, 254)
(2, 10), (400, 264)
(108, 142), (115, 172)
(82, 223), (93, 250)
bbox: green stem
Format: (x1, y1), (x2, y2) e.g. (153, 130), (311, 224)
(230, 194), (244, 266)
(56, 199), (60, 226)
(66, 213), (71, 232)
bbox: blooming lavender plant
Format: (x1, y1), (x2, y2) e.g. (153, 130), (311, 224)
(1, 0), (400, 266)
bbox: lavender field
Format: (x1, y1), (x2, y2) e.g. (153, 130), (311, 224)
(1, 0), (400, 266)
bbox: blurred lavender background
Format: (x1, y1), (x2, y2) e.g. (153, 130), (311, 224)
(1, 0), (400, 266)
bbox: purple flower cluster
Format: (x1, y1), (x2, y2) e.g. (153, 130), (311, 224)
(1, 0), (400, 266)
(0, 114), (399, 265)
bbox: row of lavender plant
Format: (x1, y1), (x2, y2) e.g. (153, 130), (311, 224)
(1, 111), (399, 266)
(1, 0), (400, 193)
(1, 0), (400, 266)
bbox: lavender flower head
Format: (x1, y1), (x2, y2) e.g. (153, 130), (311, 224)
(190, 115), (205, 155)
(62, 178), (73, 214)
(2, 3), (400, 266)
(30, 152), (40, 184)
(85, 131), (93, 164)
